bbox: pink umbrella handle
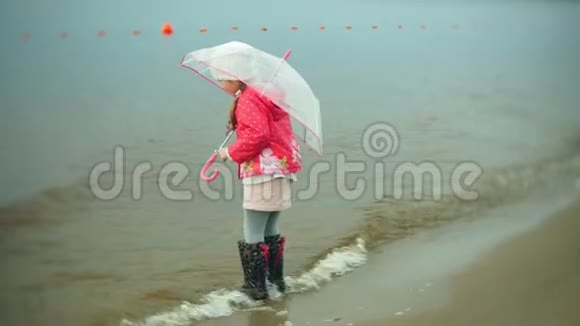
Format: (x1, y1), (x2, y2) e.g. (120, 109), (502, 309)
(200, 153), (220, 182)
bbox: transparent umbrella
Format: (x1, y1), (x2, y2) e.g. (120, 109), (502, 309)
(180, 41), (323, 182)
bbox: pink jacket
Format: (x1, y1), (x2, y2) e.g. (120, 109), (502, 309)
(227, 86), (302, 179)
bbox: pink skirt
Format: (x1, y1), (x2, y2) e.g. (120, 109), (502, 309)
(243, 178), (293, 211)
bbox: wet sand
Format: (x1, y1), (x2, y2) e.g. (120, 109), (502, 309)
(191, 194), (580, 326)
(361, 197), (580, 326)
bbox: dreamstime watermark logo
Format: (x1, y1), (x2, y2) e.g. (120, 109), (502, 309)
(362, 121), (400, 158)
(89, 122), (483, 202)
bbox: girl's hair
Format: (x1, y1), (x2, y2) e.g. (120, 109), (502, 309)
(226, 82), (246, 132)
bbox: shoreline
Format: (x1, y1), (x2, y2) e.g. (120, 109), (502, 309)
(186, 194), (580, 326)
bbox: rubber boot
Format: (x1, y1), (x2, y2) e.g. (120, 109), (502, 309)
(237, 240), (269, 300)
(264, 234), (286, 293)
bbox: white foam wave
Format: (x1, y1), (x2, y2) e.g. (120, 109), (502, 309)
(285, 237), (368, 292)
(119, 238), (367, 326)
(119, 289), (258, 326)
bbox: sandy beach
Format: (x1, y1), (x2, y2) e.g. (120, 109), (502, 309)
(362, 197), (580, 326)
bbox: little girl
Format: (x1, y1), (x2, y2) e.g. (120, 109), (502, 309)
(216, 78), (302, 300)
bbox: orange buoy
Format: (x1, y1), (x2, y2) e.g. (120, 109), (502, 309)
(161, 23), (173, 36)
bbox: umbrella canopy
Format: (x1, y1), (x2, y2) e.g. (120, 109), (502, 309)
(180, 41), (323, 157)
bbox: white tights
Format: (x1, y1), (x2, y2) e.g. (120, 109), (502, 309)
(243, 209), (280, 243)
